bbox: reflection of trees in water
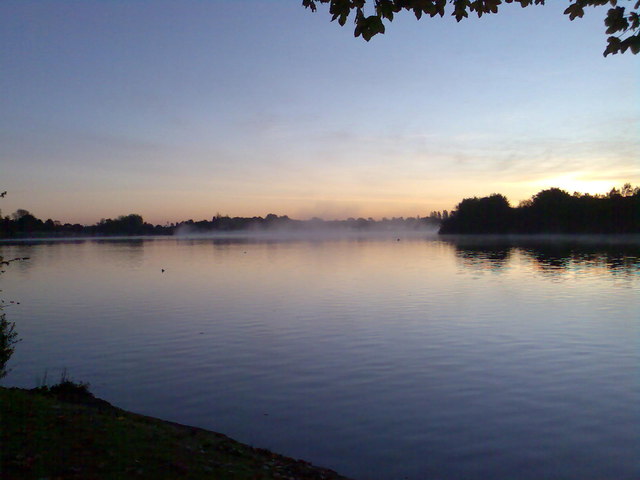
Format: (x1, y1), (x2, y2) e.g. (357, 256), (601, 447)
(450, 238), (640, 276)
(0, 240), (88, 274)
(522, 245), (572, 273)
(454, 244), (513, 271)
(94, 239), (146, 270)
(2, 239), (148, 271)
(522, 244), (640, 277)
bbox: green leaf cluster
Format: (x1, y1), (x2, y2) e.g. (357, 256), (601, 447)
(303, 0), (640, 55)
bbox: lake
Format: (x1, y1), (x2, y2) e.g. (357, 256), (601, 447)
(1, 233), (639, 479)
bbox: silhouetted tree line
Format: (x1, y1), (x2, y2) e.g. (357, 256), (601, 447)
(440, 184), (640, 234)
(0, 212), (171, 238)
(178, 213), (440, 234)
(0, 210), (441, 238)
(429, 210), (449, 220)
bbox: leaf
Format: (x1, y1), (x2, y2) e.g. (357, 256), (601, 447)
(304, 0), (639, 55)
(302, 0), (317, 12)
(376, 0), (397, 21)
(564, 3), (584, 21)
(629, 34), (640, 54)
(603, 35), (622, 56)
(604, 6), (628, 34)
(354, 14), (386, 41)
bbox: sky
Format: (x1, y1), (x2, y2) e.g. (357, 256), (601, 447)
(1, 1), (638, 225)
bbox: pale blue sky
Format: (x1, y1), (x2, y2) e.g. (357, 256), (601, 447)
(1, 1), (638, 224)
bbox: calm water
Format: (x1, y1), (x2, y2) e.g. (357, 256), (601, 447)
(1, 234), (639, 480)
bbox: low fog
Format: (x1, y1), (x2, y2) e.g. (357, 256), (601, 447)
(174, 215), (441, 241)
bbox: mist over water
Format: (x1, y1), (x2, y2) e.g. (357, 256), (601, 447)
(1, 236), (638, 480)
(174, 224), (441, 241)
(172, 213), (442, 240)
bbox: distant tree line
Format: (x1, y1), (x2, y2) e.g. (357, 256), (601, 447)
(0, 212), (171, 238)
(439, 184), (640, 234)
(175, 213), (440, 234)
(0, 210), (441, 239)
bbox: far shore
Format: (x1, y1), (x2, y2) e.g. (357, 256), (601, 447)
(2, 231), (640, 245)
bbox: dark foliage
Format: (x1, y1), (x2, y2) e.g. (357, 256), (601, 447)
(439, 194), (512, 234)
(440, 184), (640, 234)
(0, 312), (19, 379)
(0, 211), (441, 238)
(1, 194), (24, 379)
(304, 0), (640, 55)
(31, 377), (115, 408)
(0, 213), (172, 238)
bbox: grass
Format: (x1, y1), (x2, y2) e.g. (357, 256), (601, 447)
(0, 384), (350, 479)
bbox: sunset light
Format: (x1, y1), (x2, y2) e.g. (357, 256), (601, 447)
(1, 2), (639, 480)
(531, 174), (621, 197)
(1, 2), (637, 224)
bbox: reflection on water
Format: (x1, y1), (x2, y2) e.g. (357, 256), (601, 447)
(446, 236), (640, 278)
(453, 244), (513, 270)
(0, 235), (638, 480)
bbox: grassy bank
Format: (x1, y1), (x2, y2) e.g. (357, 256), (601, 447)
(0, 384), (350, 479)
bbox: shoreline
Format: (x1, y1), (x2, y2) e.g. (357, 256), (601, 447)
(4, 231), (639, 243)
(0, 385), (352, 479)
